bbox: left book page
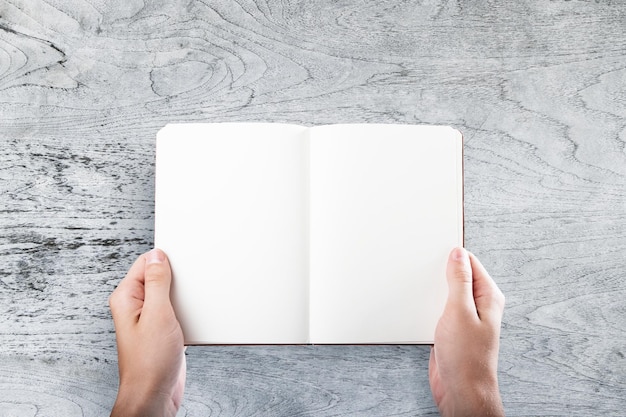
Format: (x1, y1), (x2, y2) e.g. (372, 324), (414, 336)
(155, 123), (310, 344)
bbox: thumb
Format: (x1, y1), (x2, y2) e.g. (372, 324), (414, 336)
(445, 247), (476, 316)
(143, 248), (173, 311)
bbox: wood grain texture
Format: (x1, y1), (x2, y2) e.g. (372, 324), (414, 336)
(0, 0), (625, 415)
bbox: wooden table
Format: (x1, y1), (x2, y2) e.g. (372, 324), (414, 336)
(1, 1), (624, 415)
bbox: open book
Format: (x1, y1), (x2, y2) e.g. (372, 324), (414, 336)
(155, 123), (463, 344)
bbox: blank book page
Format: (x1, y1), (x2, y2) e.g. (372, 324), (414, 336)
(308, 124), (463, 343)
(155, 123), (309, 344)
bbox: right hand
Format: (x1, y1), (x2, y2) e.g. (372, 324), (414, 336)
(428, 247), (505, 417)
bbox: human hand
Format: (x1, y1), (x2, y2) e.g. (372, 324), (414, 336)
(109, 249), (186, 417)
(429, 247), (505, 417)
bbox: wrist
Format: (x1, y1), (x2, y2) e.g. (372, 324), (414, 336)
(111, 383), (178, 417)
(455, 378), (504, 417)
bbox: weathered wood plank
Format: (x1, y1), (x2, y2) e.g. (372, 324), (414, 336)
(1, 0), (625, 415)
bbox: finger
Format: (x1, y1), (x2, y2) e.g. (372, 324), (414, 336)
(428, 346), (443, 405)
(468, 252), (505, 323)
(142, 248), (174, 313)
(428, 346), (437, 381)
(109, 254), (147, 323)
(444, 247), (477, 317)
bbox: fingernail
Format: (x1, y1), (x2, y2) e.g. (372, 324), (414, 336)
(146, 248), (165, 264)
(452, 247), (468, 264)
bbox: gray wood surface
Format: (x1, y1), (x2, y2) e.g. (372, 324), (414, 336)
(1, 1), (625, 415)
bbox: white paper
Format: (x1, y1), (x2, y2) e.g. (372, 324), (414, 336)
(155, 123), (310, 344)
(155, 123), (463, 344)
(308, 124), (463, 343)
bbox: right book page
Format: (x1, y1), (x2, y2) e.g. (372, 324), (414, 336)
(308, 124), (463, 344)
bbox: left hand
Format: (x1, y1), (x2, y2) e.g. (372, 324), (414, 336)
(109, 249), (186, 417)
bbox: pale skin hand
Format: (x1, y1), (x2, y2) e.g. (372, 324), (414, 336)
(108, 247), (502, 416)
(429, 247), (506, 417)
(109, 249), (186, 417)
